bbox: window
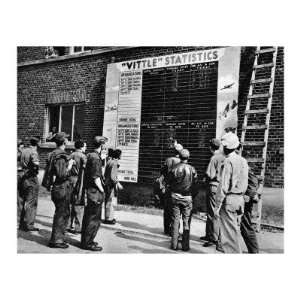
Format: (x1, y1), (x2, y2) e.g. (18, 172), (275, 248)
(69, 46), (93, 54)
(46, 104), (85, 142)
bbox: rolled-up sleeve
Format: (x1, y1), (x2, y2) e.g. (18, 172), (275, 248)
(206, 157), (216, 180)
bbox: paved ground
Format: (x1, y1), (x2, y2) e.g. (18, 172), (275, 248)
(18, 195), (284, 254)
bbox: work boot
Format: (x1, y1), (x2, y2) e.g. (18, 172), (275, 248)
(103, 219), (116, 225)
(48, 242), (69, 249)
(203, 241), (216, 247)
(19, 226), (39, 232)
(82, 244), (103, 251)
(216, 243), (225, 253)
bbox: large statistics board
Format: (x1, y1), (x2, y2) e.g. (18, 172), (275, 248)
(103, 47), (241, 182)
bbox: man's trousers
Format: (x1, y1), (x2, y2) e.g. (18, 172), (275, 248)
(69, 176), (85, 232)
(163, 191), (172, 235)
(205, 184), (221, 243)
(219, 194), (244, 253)
(104, 186), (117, 221)
(50, 181), (72, 244)
(240, 199), (259, 253)
(19, 175), (39, 230)
(170, 194), (193, 251)
(81, 187), (104, 247)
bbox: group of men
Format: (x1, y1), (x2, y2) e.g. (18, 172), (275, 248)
(17, 133), (122, 251)
(160, 132), (260, 253)
(18, 130), (260, 253)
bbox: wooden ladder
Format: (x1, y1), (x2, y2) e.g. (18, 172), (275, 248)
(241, 46), (278, 231)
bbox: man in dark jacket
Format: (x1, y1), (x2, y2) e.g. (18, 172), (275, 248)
(168, 149), (197, 251)
(45, 132), (74, 249)
(160, 142), (183, 235)
(19, 137), (40, 232)
(80, 136), (107, 251)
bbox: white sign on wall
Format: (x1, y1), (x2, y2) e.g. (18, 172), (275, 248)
(103, 47), (241, 182)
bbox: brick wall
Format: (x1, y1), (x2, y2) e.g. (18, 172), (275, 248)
(17, 46), (284, 187)
(17, 47), (47, 63)
(237, 47), (284, 187)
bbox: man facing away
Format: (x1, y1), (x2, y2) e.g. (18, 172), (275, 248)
(202, 138), (224, 251)
(19, 137), (40, 232)
(236, 143), (260, 253)
(68, 140), (87, 234)
(103, 149), (123, 225)
(168, 149), (197, 251)
(43, 132), (75, 249)
(80, 136), (107, 251)
(160, 142), (183, 235)
(216, 132), (248, 253)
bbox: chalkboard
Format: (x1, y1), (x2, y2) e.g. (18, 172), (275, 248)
(138, 62), (218, 181)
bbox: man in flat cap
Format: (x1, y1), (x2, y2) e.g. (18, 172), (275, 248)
(81, 136), (107, 251)
(160, 141), (183, 235)
(216, 132), (248, 253)
(201, 138), (224, 251)
(43, 132), (75, 248)
(168, 149), (197, 251)
(19, 137), (40, 232)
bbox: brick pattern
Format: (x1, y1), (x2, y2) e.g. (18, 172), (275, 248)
(17, 46), (284, 187)
(17, 47), (47, 63)
(237, 47), (284, 187)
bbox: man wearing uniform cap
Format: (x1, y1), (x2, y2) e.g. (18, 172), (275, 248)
(81, 136), (107, 251)
(216, 132), (248, 253)
(160, 141), (183, 235)
(19, 137), (40, 231)
(44, 132), (75, 248)
(168, 149), (197, 251)
(201, 138), (224, 250)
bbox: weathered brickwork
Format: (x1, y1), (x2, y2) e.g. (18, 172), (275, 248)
(17, 46), (284, 187)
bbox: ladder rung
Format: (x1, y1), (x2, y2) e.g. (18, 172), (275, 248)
(242, 141), (265, 146)
(245, 108), (269, 114)
(251, 78), (272, 84)
(256, 47), (276, 54)
(253, 63), (274, 69)
(242, 124), (268, 130)
(248, 93), (270, 99)
(246, 158), (265, 163)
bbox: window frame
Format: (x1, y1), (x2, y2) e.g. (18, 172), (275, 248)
(45, 103), (83, 143)
(69, 46), (92, 55)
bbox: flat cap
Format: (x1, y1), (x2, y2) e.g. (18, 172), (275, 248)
(221, 132), (239, 150)
(94, 136), (108, 145)
(209, 138), (221, 149)
(179, 148), (190, 159)
(53, 132), (69, 143)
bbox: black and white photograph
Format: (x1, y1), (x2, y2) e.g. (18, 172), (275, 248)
(17, 46), (284, 254)
(2, 1), (299, 300)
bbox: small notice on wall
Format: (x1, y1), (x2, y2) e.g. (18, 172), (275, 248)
(103, 69), (143, 182)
